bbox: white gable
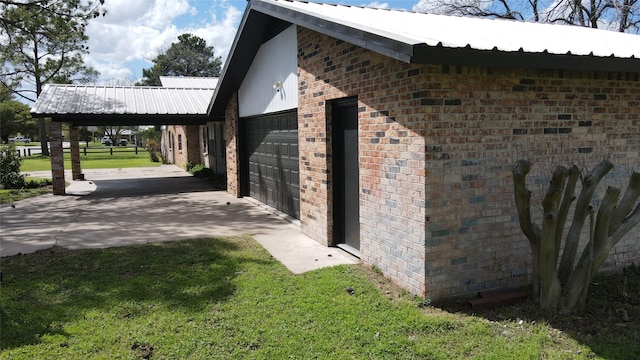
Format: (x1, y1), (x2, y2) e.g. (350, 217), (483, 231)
(238, 25), (298, 117)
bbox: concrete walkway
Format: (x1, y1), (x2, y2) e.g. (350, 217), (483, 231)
(0, 165), (357, 274)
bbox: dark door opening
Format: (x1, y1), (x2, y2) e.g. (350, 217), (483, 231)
(332, 97), (360, 256)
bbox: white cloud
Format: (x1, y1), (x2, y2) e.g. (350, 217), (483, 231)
(365, 2), (390, 9)
(84, 0), (242, 84)
(189, 5), (242, 59)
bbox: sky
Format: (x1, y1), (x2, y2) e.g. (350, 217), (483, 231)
(84, 0), (422, 84)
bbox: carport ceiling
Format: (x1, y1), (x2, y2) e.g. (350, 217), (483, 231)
(31, 84), (216, 126)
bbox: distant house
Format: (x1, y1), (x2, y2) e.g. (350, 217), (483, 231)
(159, 76), (225, 172)
(207, 0), (640, 299)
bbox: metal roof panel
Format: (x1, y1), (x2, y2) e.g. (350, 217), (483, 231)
(260, 0), (640, 59)
(31, 85), (215, 116)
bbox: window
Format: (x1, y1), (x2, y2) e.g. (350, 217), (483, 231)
(178, 134), (183, 151)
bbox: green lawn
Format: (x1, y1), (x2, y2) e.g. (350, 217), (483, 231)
(20, 147), (160, 172)
(2, 236), (636, 359)
(0, 179), (52, 204)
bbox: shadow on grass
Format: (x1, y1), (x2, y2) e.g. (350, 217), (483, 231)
(432, 266), (640, 360)
(0, 237), (272, 350)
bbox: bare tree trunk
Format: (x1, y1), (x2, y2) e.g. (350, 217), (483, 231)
(558, 161), (613, 283)
(512, 160), (541, 298)
(513, 160), (640, 314)
(538, 166), (568, 311)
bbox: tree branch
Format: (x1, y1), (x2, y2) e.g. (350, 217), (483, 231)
(558, 160), (613, 283)
(609, 171), (640, 234)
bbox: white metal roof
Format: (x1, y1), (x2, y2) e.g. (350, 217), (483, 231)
(31, 84), (215, 116)
(159, 76), (219, 89)
(262, 0), (640, 59)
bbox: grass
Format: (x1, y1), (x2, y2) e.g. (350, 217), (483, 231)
(0, 178), (53, 204)
(1, 236), (637, 359)
(20, 147), (160, 172)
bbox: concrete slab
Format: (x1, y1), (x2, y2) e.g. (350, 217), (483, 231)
(1, 165), (357, 274)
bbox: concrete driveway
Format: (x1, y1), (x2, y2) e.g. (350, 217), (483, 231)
(0, 165), (356, 273)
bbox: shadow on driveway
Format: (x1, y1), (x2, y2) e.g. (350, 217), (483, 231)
(1, 166), (293, 256)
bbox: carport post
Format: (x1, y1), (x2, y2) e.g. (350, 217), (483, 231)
(49, 121), (65, 195)
(69, 126), (83, 180)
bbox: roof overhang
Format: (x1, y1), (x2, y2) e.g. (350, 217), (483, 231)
(208, 0), (640, 119)
(30, 113), (211, 126)
(412, 45), (640, 72)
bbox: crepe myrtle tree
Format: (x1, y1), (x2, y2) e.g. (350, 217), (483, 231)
(513, 159), (640, 314)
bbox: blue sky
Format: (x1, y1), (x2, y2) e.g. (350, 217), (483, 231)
(84, 0), (422, 84)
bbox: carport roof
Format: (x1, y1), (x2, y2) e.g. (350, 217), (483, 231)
(31, 84), (215, 126)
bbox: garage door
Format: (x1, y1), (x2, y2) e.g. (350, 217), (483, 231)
(243, 112), (299, 218)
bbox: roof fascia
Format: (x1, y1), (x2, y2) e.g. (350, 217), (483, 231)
(37, 114), (212, 126)
(413, 45), (640, 72)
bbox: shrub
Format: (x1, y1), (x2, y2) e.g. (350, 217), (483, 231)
(0, 143), (25, 189)
(24, 178), (53, 189)
(187, 164), (226, 190)
(189, 164), (212, 178)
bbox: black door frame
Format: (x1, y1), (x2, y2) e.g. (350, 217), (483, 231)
(331, 97), (360, 256)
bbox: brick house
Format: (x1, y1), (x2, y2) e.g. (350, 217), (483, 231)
(206, 0), (640, 299)
(159, 77), (226, 172)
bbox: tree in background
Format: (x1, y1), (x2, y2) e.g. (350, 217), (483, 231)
(0, 0), (105, 155)
(414, 0), (639, 33)
(0, 101), (34, 143)
(0, 84), (37, 143)
(99, 125), (136, 146)
(139, 127), (162, 162)
(136, 33), (222, 86)
(513, 160), (640, 314)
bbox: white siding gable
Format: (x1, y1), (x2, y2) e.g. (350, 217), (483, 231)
(238, 25), (298, 117)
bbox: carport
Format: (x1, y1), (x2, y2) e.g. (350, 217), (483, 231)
(30, 84), (215, 195)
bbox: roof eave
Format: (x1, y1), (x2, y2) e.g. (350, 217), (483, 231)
(30, 113), (212, 126)
(412, 44), (640, 72)
(208, 0), (640, 119)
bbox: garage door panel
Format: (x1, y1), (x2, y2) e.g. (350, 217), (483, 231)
(244, 112), (300, 218)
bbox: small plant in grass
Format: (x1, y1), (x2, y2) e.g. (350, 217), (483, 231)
(0, 143), (25, 189)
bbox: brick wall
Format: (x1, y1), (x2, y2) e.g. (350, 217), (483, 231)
(296, 27), (640, 299)
(185, 125), (200, 167)
(163, 125), (201, 169)
(49, 121), (65, 195)
(225, 92), (241, 197)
